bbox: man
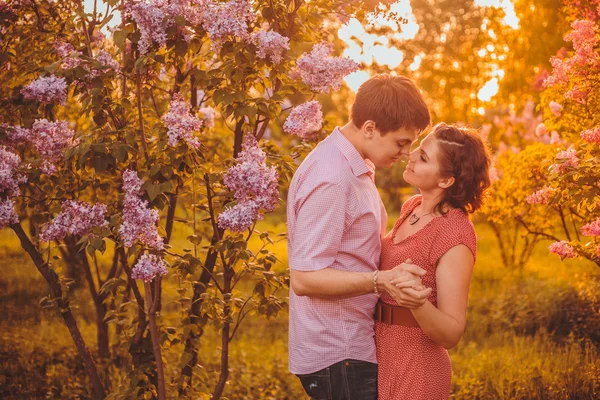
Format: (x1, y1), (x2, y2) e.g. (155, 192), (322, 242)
(287, 74), (432, 400)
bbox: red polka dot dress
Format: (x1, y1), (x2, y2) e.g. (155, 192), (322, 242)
(375, 195), (477, 400)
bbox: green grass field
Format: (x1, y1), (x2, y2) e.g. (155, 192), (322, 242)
(0, 216), (598, 399)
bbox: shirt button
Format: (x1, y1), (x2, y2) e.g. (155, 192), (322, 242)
(345, 361), (350, 366)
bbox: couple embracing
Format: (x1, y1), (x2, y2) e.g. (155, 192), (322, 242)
(286, 74), (492, 400)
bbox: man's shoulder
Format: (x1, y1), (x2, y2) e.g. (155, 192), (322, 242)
(293, 141), (352, 186)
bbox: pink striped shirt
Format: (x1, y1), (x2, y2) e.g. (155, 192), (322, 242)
(287, 127), (387, 374)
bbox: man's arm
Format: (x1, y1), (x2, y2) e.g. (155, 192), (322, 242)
(288, 181), (431, 302)
(291, 263), (430, 300)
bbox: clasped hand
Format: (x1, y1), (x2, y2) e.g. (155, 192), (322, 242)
(378, 259), (432, 309)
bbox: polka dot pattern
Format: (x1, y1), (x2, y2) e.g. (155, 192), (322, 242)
(376, 195), (477, 400)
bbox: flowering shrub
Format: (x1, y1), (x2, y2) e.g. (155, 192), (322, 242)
(0, 0), (379, 398)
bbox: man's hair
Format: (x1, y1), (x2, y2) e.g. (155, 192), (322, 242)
(351, 74), (430, 135)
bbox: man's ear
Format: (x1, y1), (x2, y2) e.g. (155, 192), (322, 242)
(438, 176), (455, 189)
(362, 120), (377, 138)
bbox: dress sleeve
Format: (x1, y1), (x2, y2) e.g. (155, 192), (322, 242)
(428, 213), (477, 265)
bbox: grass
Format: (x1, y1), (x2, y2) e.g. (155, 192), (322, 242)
(0, 215), (599, 399)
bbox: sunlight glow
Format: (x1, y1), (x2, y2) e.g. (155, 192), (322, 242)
(474, 0), (520, 29)
(477, 77), (499, 101)
(344, 70), (371, 92)
(338, 0), (419, 89)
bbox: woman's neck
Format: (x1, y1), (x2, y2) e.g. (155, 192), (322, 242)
(417, 190), (447, 215)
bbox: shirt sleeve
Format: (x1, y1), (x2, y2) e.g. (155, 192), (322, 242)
(288, 181), (348, 271)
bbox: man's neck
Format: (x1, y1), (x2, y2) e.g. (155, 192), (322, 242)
(339, 122), (367, 159)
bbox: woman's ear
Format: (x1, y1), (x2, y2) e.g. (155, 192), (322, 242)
(438, 176), (455, 189)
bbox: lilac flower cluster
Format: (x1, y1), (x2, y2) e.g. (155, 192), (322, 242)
(549, 148), (579, 174)
(162, 93), (204, 148)
(548, 241), (577, 259)
(581, 127), (600, 144)
(30, 120), (79, 174)
(200, 0), (256, 51)
(54, 40), (83, 69)
(95, 49), (121, 72)
(131, 253), (169, 282)
(39, 200), (109, 242)
(199, 106), (216, 128)
(119, 170), (164, 250)
(218, 136), (279, 232)
(283, 100), (323, 139)
(123, 0), (170, 55)
(252, 29), (290, 64)
(21, 75), (68, 104)
(581, 218), (600, 237)
(294, 43), (359, 93)
(0, 146), (26, 228)
(526, 186), (555, 205)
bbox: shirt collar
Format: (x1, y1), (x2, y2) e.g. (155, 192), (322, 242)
(329, 127), (374, 179)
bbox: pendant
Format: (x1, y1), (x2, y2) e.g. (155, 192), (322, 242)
(408, 213), (420, 225)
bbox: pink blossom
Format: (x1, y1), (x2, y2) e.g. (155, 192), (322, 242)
(162, 93), (204, 148)
(564, 20), (598, 64)
(54, 40), (83, 69)
(123, 1), (170, 55)
(0, 199), (18, 229)
(0, 146), (26, 198)
(2, 125), (30, 148)
(131, 253), (168, 282)
(219, 135), (279, 232)
(548, 241), (577, 259)
(95, 49), (120, 71)
(549, 148), (579, 174)
(549, 101), (562, 116)
(218, 201), (259, 232)
(39, 200), (109, 242)
(199, 106), (216, 128)
(252, 29), (290, 64)
(294, 42), (360, 93)
(29, 120), (78, 174)
(581, 127), (600, 144)
(283, 100), (324, 139)
(535, 123), (547, 137)
(21, 75), (68, 104)
(200, 0), (256, 51)
(550, 131), (561, 144)
(581, 218), (600, 236)
(526, 186), (555, 205)
(119, 170), (164, 250)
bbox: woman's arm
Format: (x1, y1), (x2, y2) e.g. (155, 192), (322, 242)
(390, 244), (474, 349)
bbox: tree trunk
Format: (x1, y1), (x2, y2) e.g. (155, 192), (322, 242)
(10, 223), (106, 400)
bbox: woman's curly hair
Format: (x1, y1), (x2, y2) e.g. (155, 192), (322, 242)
(432, 122), (493, 214)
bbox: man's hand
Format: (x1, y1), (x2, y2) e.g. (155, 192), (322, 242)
(378, 259), (432, 309)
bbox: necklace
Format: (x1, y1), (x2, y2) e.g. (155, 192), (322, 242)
(408, 210), (436, 225)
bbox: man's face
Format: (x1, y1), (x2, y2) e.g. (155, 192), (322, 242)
(364, 125), (419, 169)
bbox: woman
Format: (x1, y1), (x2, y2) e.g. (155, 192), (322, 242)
(374, 123), (492, 399)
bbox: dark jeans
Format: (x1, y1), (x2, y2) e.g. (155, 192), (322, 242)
(296, 359), (378, 400)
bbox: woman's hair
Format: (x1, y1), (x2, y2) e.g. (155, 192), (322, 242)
(351, 74), (431, 135)
(432, 123), (492, 214)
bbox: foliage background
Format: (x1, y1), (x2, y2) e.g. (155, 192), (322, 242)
(1, 0), (600, 399)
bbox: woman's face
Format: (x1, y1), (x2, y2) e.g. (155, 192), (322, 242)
(403, 133), (452, 191)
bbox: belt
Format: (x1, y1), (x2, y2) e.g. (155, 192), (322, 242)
(374, 300), (420, 327)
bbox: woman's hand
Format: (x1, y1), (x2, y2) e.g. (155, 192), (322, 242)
(378, 259), (432, 308)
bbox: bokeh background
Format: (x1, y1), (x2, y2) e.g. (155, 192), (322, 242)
(1, 0), (599, 399)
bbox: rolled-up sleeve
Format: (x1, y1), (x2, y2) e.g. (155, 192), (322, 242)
(288, 182), (347, 271)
